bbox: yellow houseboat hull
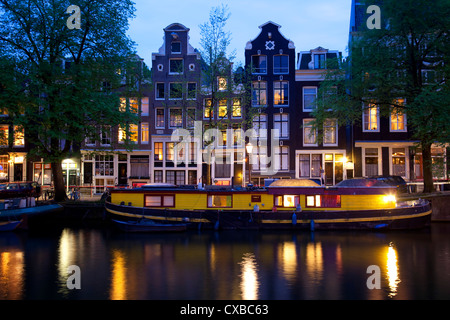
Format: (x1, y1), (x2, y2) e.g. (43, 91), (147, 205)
(105, 182), (431, 230)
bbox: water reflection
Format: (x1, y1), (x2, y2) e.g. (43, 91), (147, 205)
(0, 251), (24, 299)
(110, 249), (127, 300)
(306, 242), (324, 284)
(3, 225), (450, 300)
(278, 242), (297, 283)
(386, 243), (400, 298)
(239, 253), (259, 300)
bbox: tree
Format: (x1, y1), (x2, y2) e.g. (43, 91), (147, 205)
(0, 0), (138, 201)
(313, 0), (450, 193)
(197, 4), (254, 185)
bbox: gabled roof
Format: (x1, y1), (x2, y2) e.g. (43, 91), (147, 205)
(164, 23), (190, 32)
(245, 21), (295, 50)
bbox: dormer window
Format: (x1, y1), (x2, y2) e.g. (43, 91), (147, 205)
(314, 54), (326, 69)
(171, 41), (181, 54)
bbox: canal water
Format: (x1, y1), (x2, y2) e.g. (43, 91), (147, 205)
(1, 223), (450, 300)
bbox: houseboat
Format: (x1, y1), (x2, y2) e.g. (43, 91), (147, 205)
(105, 179), (431, 230)
(0, 197), (63, 230)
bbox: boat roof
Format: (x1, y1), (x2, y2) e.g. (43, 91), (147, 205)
(268, 179), (321, 187)
(335, 178), (392, 188)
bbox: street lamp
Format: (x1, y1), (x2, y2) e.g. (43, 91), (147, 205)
(246, 142), (253, 187)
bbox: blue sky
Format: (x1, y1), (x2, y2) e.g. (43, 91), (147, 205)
(127, 0), (351, 66)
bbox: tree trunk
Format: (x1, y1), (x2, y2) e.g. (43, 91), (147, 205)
(52, 161), (67, 202)
(421, 142), (435, 193)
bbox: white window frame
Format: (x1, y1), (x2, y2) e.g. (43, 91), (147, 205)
(169, 82), (183, 100)
(251, 55), (267, 74)
(362, 147), (381, 177)
(273, 54), (289, 74)
(303, 87), (317, 112)
(323, 119), (338, 147)
(274, 113), (289, 139)
(169, 59), (184, 75)
(303, 119), (318, 147)
(362, 103), (380, 132)
(155, 83), (165, 100)
(273, 81), (289, 107)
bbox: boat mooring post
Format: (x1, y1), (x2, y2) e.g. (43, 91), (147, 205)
(310, 220), (315, 232)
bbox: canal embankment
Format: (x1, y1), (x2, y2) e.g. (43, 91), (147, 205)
(399, 191), (450, 222)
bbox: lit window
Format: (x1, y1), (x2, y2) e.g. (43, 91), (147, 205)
(129, 99), (139, 114)
(390, 101), (406, 132)
(119, 98), (127, 112)
(252, 82), (267, 107)
(169, 109), (182, 128)
(218, 100), (227, 118)
(208, 195), (232, 208)
(156, 109), (165, 128)
(141, 123), (149, 144)
(275, 195), (299, 207)
(274, 81), (289, 106)
(154, 142), (163, 161)
(204, 99), (213, 119)
(306, 195), (341, 208)
(129, 124), (138, 143)
(218, 77), (227, 91)
(323, 119), (337, 145)
(0, 125), (9, 146)
(303, 119), (317, 146)
(232, 99), (241, 118)
(363, 104), (379, 131)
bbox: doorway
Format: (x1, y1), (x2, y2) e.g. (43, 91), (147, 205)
(118, 163), (128, 186)
(13, 163), (23, 181)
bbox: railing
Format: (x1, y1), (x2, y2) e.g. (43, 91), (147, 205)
(407, 181), (450, 193)
(40, 185), (117, 200)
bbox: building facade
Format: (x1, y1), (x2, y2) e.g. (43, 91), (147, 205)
(7, 12), (447, 193)
(296, 47), (347, 185)
(245, 22), (297, 186)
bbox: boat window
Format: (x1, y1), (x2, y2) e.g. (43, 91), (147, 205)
(306, 195), (341, 208)
(208, 195), (232, 208)
(163, 195), (174, 207)
(275, 195), (299, 208)
(145, 195), (175, 207)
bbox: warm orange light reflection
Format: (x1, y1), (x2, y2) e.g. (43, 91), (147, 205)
(279, 242), (297, 282)
(306, 242), (323, 282)
(239, 253), (259, 300)
(386, 244), (400, 298)
(0, 251), (24, 299)
(110, 249), (127, 300)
